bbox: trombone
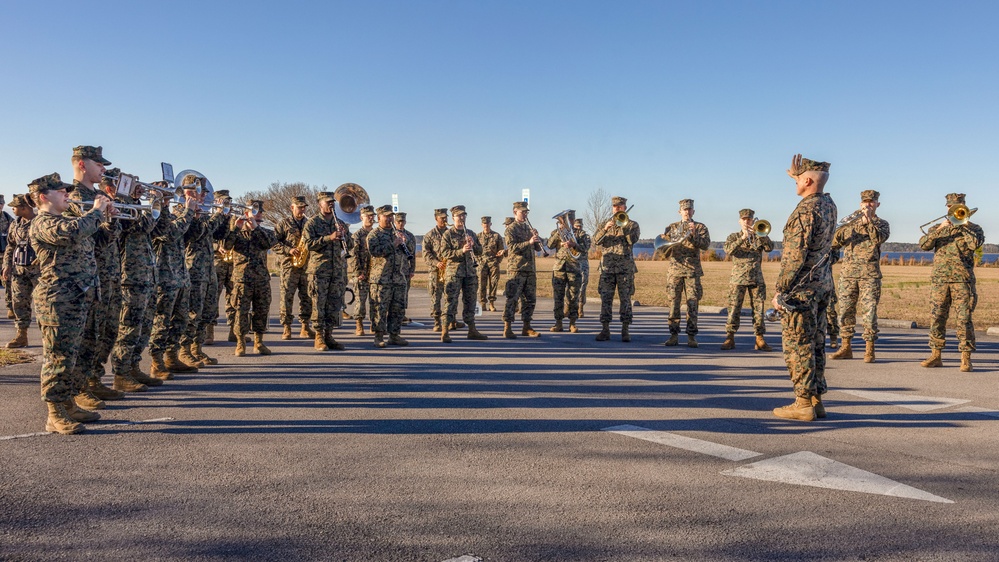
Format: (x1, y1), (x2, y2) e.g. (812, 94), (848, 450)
(613, 204), (635, 227)
(919, 204), (978, 235)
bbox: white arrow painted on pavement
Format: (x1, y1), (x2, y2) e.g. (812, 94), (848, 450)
(838, 389), (970, 411)
(721, 451), (953, 503)
(602, 425), (762, 461)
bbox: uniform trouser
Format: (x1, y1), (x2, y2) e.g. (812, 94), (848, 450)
(477, 261), (501, 304)
(234, 279), (272, 336)
(76, 283), (107, 384)
(215, 261), (235, 326)
(10, 272), (38, 329)
(428, 273), (444, 323)
(92, 275), (122, 380)
(445, 274), (478, 327)
(310, 274), (344, 333)
(837, 276), (882, 342)
(665, 275), (703, 336)
(150, 285), (188, 354)
(579, 260), (590, 308)
(928, 281), (977, 352)
(781, 287), (831, 398)
(725, 283), (767, 335)
(203, 268), (219, 331)
(351, 279), (373, 323)
(552, 270), (582, 322)
(597, 270), (634, 324)
(40, 288), (95, 403)
(826, 290), (840, 340)
(372, 283), (407, 336)
(111, 283), (153, 376)
(503, 270), (537, 323)
(181, 275), (209, 346)
(281, 266), (313, 325)
(5, 282), (12, 312)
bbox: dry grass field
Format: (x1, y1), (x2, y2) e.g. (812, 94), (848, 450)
(407, 258), (999, 329)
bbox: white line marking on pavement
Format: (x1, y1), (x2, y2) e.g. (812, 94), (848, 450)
(602, 424), (762, 461)
(721, 451), (953, 503)
(838, 389), (971, 411)
(954, 406), (999, 419)
(0, 417), (175, 441)
(441, 556), (482, 562)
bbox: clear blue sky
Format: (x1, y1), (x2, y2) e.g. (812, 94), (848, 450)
(2, 1), (996, 243)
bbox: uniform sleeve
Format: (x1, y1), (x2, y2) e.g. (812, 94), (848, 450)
(303, 220), (330, 252)
(723, 232), (742, 255)
(691, 223), (710, 251)
(777, 210), (812, 293)
(32, 211), (104, 247)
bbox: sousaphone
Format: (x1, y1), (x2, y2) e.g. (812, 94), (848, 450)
(173, 169), (215, 205)
(333, 183), (370, 225)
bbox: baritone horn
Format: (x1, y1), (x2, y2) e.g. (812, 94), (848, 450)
(552, 209), (581, 259)
(919, 204), (978, 234)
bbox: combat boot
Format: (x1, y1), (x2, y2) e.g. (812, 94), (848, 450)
(234, 338), (247, 357)
(74, 388), (105, 411)
(488, 302), (496, 312)
(960, 351), (973, 372)
(300, 324), (316, 338)
(355, 319), (365, 336)
(193, 342), (218, 366)
(433, 319), (442, 333)
(522, 322), (540, 338)
(324, 329), (345, 351)
(830, 338), (852, 359)
(452, 320), (466, 330)
(178, 345), (205, 368)
(864, 341), (876, 363)
(772, 396), (816, 422)
(755, 335), (772, 352)
(89, 378), (125, 400)
(150, 352), (172, 380)
(687, 335), (698, 348)
(479, 302), (488, 314)
(578, 307), (585, 318)
(253, 333), (272, 355)
(664, 333), (679, 346)
(811, 395), (827, 419)
(389, 334), (410, 346)
(63, 399), (100, 423)
(829, 338), (839, 350)
(621, 324), (631, 343)
(503, 322), (517, 339)
(228, 325), (237, 343)
(467, 323), (488, 341)
(720, 333), (735, 350)
(282, 324), (292, 340)
(132, 365), (164, 386)
(569, 320), (578, 333)
(113, 374), (148, 392)
(372, 332), (386, 348)
(441, 325), (452, 343)
(314, 333), (329, 351)
(205, 324), (215, 345)
(166, 349), (198, 372)
(45, 402), (83, 435)
(6, 326), (28, 348)
(920, 349), (942, 368)
(6, 309), (13, 319)
(595, 322), (610, 341)
(550, 319), (564, 332)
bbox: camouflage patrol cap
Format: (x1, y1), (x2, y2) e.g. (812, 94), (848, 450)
(434, 208), (448, 218)
(739, 208), (755, 219)
(28, 172), (74, 193)
(611, 196), (627, 206)
(395, 212), (407, 221)
(215, 189), (231, 199)
(9, 194), (31, 208)
(799, 157), (830, 173)
(481, 216), (491, 224)
(503, 217), (515, 226)
(72, 145), (111, 165)
(573, 218), (583, 227)
(513, 201), (529, 211)
(359, 205), (375, 217)
(860, 190), (880, 202)
(317, 191), (334, 202)
(376, 204), (394, 217)
(291, 196), (308, 207)
(945, 193), (966, 206)
(679, 199), (694, 210)
(451, 205), (467, 216)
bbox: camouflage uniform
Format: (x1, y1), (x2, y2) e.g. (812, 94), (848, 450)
(349, 223), (374, 324)
(213, 236), (235, 329)
(303, 213), (354, 333)
(201, 212), (230, 338)
(547, 226), (590, 323)
(662, 217), (711, 336)
(477, 223), (504, 308)
(4, 213), (40, 330)
(423, 218), (448, 326)
(182, 211), (228, 347)
(592, 214), (640, 325)
(576, 225), (592, 313)
(29, 182), (105, 404)
(440, 225), (483, 327)
(723, 228), (773, 336)
(111, 196), (158, 377)
(826, 284), (840, 344)
(274, 215), (314, 326)
(224, 219), (277, 337)
(777, 191), (837, 399)
(832, 198), (890, 344)
(149, 205), (196, 356)
(503, 219), (541, 325)
(0, 210), (14, 315)
(367, 224), (412, 337)
(918, 195), (985, 353)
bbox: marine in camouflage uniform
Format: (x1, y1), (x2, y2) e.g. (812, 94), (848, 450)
(201, 190), (232, 346)
(592, 196), (640, 342)
(573, 218), (591, 318)
(772, 155), (837, 422)
(503, 201), (543, 338)
(721, 208), (774, 351)
(918, 193), (985, 372)
(28, 173), (108, 434)
(0, 203), (14, 318)
(212, 191), (236, 342)
(546, 213), (590, 333)
(3, 195), (39, 348)
(394, 212), (417, 322)
(830, 190), (891, 362)
(477, 216), (505, 312)
(181, 198), (229, 366)
(423, 208), (450, 331)
(224, 201), (278, 356)
(274, 196), (315, 339)
(367, 205), (415, 347)
(825, 281), (840, 349)
(303, 191), (354, 351)
(439, 205), (487, 343)
(348, 205), (376, 335)
(660, 199), (711, 347)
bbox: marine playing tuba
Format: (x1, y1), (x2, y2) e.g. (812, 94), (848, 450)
(552, 209), (581, 260)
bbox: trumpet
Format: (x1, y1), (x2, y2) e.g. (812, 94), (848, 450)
(919, 204), (978, 235)
(753, 219), (771, 237)
(116, 202), (160, 220)
(200, 201), (232, 215)
(613, 204), (635, 228)
(838, 209), (866, 227)
(76, 199), (146, 221)
(103, 172), (177, 200)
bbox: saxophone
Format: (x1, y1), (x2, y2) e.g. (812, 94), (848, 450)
(290, 234), (309, 269)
